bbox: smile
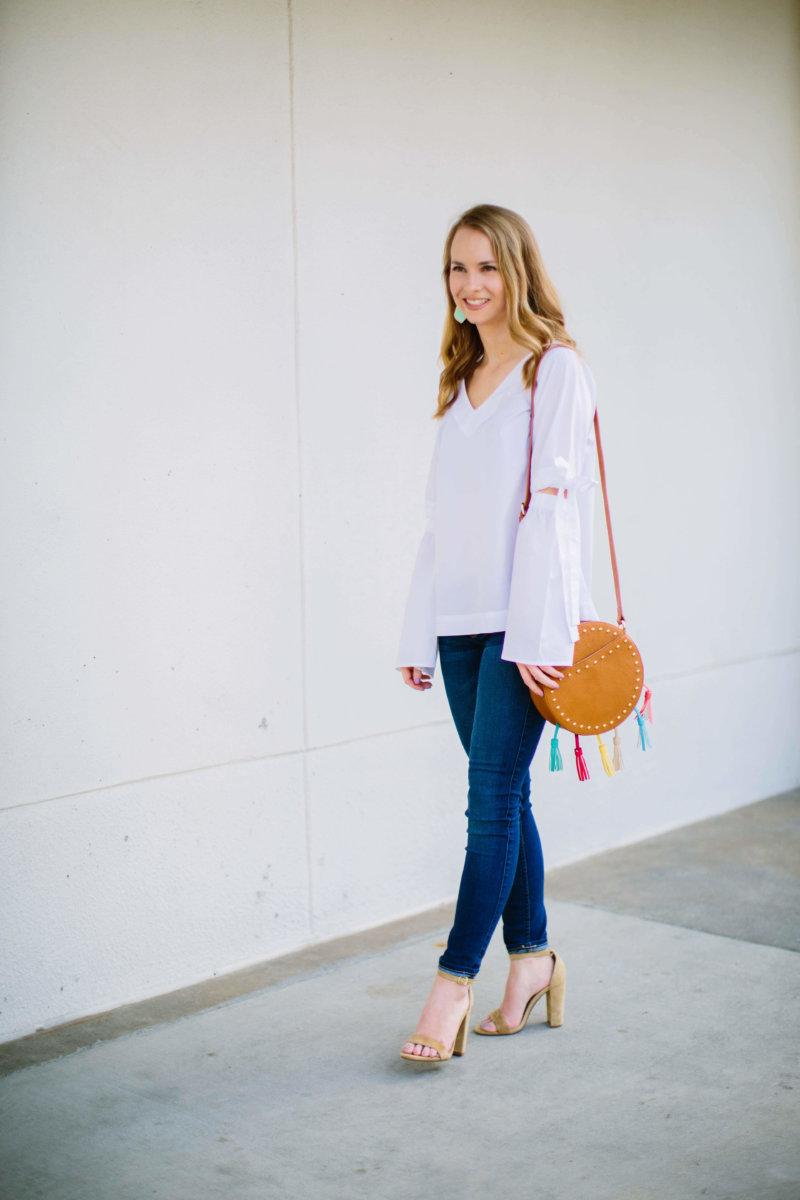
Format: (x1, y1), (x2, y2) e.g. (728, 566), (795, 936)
(462, 298), (490, 309)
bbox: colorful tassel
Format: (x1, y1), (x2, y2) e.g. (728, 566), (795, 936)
(634, 707), (652, 750)
(549, 724), (564, 772)
(574, 734), (590, 781)
(641, 686), (653, 724)
(612, 728), (624, 771)
(597, 735), (615, 777)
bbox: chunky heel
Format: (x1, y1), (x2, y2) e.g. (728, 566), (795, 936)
(545, 956), (566, 1027)
(475, 949), (566, 1036)
(452, 1006), (470, 1056)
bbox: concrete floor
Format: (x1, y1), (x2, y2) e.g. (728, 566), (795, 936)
(1, 790), (798, 1200)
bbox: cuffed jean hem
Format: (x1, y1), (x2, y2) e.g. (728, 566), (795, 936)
(437, 960), (477, 982)
(507, 940), (550, 958)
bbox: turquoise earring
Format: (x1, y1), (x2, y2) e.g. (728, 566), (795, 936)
(454, 307), (467, 324)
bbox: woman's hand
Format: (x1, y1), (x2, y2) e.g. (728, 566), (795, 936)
(400, 667), (433, 692)
(516, 663), (563, 696)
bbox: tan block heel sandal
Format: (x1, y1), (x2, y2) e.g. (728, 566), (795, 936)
(474, 949), (565, 1036)
(400, 972), (474, 1063)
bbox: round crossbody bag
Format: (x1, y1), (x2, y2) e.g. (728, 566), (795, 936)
(519, 349), (652, 780)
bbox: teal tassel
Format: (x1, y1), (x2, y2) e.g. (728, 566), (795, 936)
(550, 724), (564, 772)
(634, 707), (652, 751)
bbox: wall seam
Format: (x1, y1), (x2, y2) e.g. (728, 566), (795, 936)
(3, 644), (798, 814)
(286, 0), (316, 941)
(0, 722), (453, 813)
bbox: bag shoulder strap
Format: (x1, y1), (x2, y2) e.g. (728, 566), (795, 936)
(521, 346), (625, 626)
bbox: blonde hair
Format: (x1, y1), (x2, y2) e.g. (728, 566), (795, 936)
(436, 204), (576, 418)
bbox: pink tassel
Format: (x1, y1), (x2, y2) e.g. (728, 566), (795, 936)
(641, 686), (653, 723)
(574, 735), (590, 782)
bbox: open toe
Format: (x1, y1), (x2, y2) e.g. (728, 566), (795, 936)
(400, 975), (474, 1063)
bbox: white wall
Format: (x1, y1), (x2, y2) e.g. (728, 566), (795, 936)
(1, 0), (798, 1041)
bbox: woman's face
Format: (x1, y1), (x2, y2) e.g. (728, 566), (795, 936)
(448, 226), (507, 330)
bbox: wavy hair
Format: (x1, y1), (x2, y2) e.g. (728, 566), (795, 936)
(436, 204), (576, 418)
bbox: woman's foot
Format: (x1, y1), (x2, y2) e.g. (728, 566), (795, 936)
(478, 953), (554, 1033)
(402, 974), (473, 1059)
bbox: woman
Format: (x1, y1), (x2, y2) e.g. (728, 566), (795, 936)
(396, 204), (598, 1062)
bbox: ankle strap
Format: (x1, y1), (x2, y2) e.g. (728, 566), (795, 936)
(437, 968), (472, 986)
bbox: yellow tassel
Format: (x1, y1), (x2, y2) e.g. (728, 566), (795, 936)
(597, 734), (615, 777)
(613, 729), (624, 772)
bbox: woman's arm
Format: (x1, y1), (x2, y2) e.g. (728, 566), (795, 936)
(516, 483), (567, 695)
(396, 427), (441, 681)
(502, 347), (597, 670)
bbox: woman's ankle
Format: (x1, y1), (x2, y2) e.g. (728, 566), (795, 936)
(507, 953), (554, 984)
(431, 975), (472, 1005)
(436, 967), (473, 986)
(508, 946), (551, 961)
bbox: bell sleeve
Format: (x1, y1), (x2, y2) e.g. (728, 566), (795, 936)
(501, 349), (598, 668)
(395, 428), (440, 674)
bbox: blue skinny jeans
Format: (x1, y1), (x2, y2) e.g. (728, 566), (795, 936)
(437, 632), (548, 980)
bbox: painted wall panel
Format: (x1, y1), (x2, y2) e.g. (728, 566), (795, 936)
(0, 0), (303, 804)
(293, 0), (800, 748)
(0, 755), (309, 1042)
(307, 725), (465, 942)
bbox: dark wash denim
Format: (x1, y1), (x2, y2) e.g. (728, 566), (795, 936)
(437, 631), (548, 979)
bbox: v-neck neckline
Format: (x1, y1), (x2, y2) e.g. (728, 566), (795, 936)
(464, 355), (530, 412)
(452, 357), (529, 437)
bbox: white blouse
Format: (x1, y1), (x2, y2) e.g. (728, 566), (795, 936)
(396, 346), (599, 674)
